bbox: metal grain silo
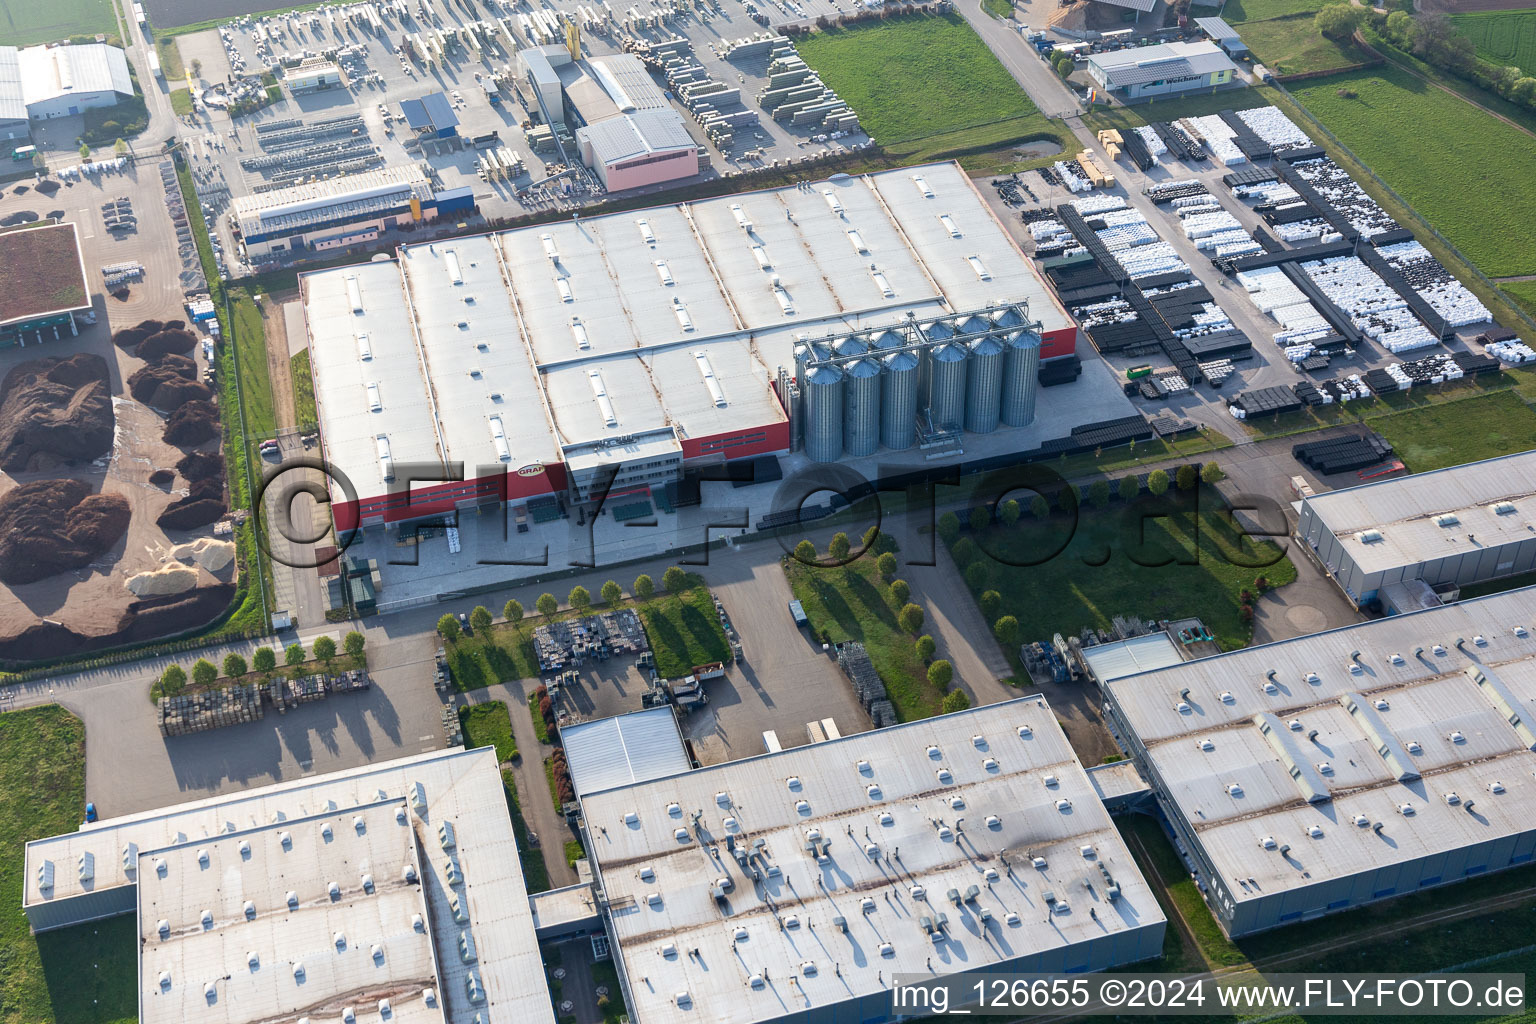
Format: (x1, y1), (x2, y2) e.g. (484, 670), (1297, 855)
(1001, 329), (1043, 427)
(869, 329), (903, 353)
(955, 313), (991, 339)
(803, 363), (845, 463)
(881, 349), (919, 450)
(925, 341), (968, 432)
(965, 334), (1005, 433)
(843, 357), (881, 457)
(832, 333), (867, 359)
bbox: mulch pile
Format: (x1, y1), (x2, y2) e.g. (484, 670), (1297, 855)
(0, 479), (130, 585)
(127, 353), (211, 411)
(0, 583), (235, 663)
(163, 400), (219, 447)
(157, 476), (225, 531)
(0, 353), (114, 472)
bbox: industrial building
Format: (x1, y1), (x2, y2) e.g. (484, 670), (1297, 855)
(577, 694), (1166, 1024)
(1194, 16), (1250, 58)
(284, 55), (345, 93)
(232, 164), (474, 257)
(1086, 41), (1237, 101)
(1102, 588), (1536, 937)
(559, 707), (693, 798)
(0, 222), (93, 345)
(300, 161), (1077, 531)
(24, 747), (555, 1024)
(1295, 450), (1536, 611)
(0, 43), (134, 121)
(399, 92), (460, 140)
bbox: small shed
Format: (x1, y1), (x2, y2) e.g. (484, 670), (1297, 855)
(1194, 16), (1249, 57)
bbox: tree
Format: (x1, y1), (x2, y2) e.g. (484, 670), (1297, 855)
(980, 590), (1002, 619)
(504, 598), (524, 624)
(942, 689), (971, 714)
(793, 539), (817, 564)
(30, 150), (45, 171)
(113, 137), (128, 158)
(890, 579), (911, 605)
(994, 615), (1021, 647)
(969, 505), (989, 532)
(1030, 494), (1050, 520)
(1314, 3), (1362, 41)
(662, 566), (688, 593)
(999, 499), (1021, 527)
(1088, 479), (1110, 509)
(601, 580), (623, 606)
(1511, 77), (1536, 106)
(1147, 468), (1170, 496)
(537, 593), (559, 617)
(344, 630), (366, 659)
(633, 574), (655, 600)
(1055, 56), (1074, 80)
(876, 552), (897, 580)
(1385, 9), (1415, 45)
(1201, 461), (1226, 485)
(467, 606), (490, 635)
(78, 142), (90, 160)
(438, 613), (461, 642)
(964, 560), (989, 592)
(159, 664), (187, 697)
(1413, 12), (1475, 72)
(285, 643), (306, 668)
(951, 537), (978, 568)
(898, 603), (925, 634)
(915, 634), (936, 662)
(862, 524), (881, 552)
(192, 658), (218, 688)
(1119, 475), (1140, 503)
(1176, 464), (1199, 491)
(1056, 484), (1077, 512)
(313, 635), (337, 665)
(927, 659), (953, 691)
(937, 511), (960, 543)
(253, 647), (277, 674)
(829, 531), (851, 562)
(568, 585), (591, 611)
(222, 652), (247, 678)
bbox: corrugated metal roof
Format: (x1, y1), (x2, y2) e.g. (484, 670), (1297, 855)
(561, 708), (691, 797)
(1091, 40), (1236, 85)
(401, 92), (458, 131)
(1092, 0), (1158, 14)
(0, 47), (25, 122)
(578, 108), (696, 166)
(1082, 633), (1185, 683)
(15, 43), (132, 111)
(588, 54), (667, 112)
(1194, 15), (1241, 40)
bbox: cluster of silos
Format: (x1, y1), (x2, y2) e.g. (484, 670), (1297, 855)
(798, 308), (1043, 463)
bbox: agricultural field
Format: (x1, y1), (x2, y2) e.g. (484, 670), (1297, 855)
(1290, 65), (1536, 278)
(0, 0), (117, 45)
(1215, 0), (1330, 24)
(1501, 279), (1536, 320)
(1371, 390), (1536, 471)
(795, 13), (1041, 144)
(1451, 8), (1536, 70)
(1238, 14), (1370, 75)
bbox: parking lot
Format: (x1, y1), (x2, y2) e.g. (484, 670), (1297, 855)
(169, 0), (875, 269)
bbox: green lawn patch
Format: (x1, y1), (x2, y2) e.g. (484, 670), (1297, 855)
(1239, 13), (1370, 76)
(589, 958), (629, 1024)
(444, 627), (540, 693)
(291, 349), (317, 432)
(1082, 87), (1270, 133)
(795, 13), (1038, 144)
(528, 687), (551, 743)
(564, 838), (585, 867)
(784, 552), (940, 721)
(1218, 0), (1330, 23)
(1451, 8), (1536, 71)
(981, 0), (1013, 18)
(155, 36), (185, 79)
(459, 702), (517, 764)
(543, 757), (560, 808)
(0, 706), (136, 1024)
(1370, 389), (1536, 472)
(636, 581), (732, 679)
(1290, 64), (1536, 277)
(169, 88), (194, 117)
(1501, 280), (1536, 321)
(0, 0), (116, 45)
(498, 770), (551, 893)
(950, 486), (1296, 657)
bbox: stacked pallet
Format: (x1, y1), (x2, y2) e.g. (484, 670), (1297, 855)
(159, 685), (264, 736)
(1292, 432), (1394, 474)
(1229, 386), (1303, 419)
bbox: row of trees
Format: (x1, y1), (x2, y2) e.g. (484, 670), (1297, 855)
(157, 632), (365, 697)
(437, 567), (695, 642)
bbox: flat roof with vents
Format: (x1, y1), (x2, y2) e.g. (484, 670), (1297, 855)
(26, 747), (553, 1024)
(579, 695), (1164, 1024)
(1103, 588), (1536, 934)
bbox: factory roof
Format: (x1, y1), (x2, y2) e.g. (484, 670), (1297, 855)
(0, 221), (91, 328)
(580, 695), (1164, 1024)
(1194, 15), (1242, 41)
(233, 164), (434, 237)
(0, 47), (24, 122)
(1104, 588), (1536, 910)
(1300, 450), (1536, 576)
(577, 108), (697, 167)
(588, 54), (668, 112)
(1087, 0), (1158, 16)
(1080, 633), (1185, 684)
(1089, 41), (1235, 86)
(558, 62), (620, 124)
(12, 43), (133, 110)
(561, 708), (691, 798)
(400, 92), (458, 132)
(26, 747), (555, 1024)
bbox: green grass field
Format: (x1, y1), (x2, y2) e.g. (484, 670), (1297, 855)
(1290, 65), (1536, 278)
(0, 707), (135, 1024)
(1452, 8), (1536, 70)
(1501, 280), (1536, 320)
(636, 581), (733, 679)
(0, 0), (117, 44)
(169, 88), (194, 116)
(949, 486), (1296, 655)
(1371, 389), (1536, 471)
(1238, 13), (1370, 75)
(291, 349), (317, 431)
(459, 702), (517, 764)
(795, 13), (1039, 144)
(1216, 0), (1330, 23)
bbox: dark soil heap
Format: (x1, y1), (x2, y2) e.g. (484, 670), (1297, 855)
(0, 479), (130, 585)
(163, 400), (219, 447)
(0, 353), (114, 472)
(127, 353), (211, 411)
(175, 449), (224, 482)
(157, 476), (225, 531)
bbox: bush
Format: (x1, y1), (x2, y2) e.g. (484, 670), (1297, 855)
(662, 566), (688, 593)
(253, 647), (276, 674)
(999, 499), (1021, 526)
(223, 652), (247, 678)
(1118, 475), (1139, 502)
(937, 511), (960, 543)
(313, 635), (336, 663)
(876, 552), (897, 580)
(916, 634), (936, 662)
(951, 537), (978, 568)
(1056, 484), (1077, 512)
(863, 524), (881, 551)
(1030, 494), (1050, 520)
(1314, 2), (1363, 41)
(537, 593), (558, 617)
(942, 689), (971, 714)
(601, 580), (623, 606)
(438, 613), (461, 642)
(504, 599), (524, 624)
(1088, 479), (1110, 509)
(569, 586), (591, 611)
(994, 615), (1021, 647)
(1239, 603), (1255, 622)
(890, 579), (911, 605)
(1148, 469), (1170, 496)
(344, 630), (366, 658)
(979, 590), (1002, 619)
(829, 531), (851, 561)
(928, 659), (954, 691)
(1201, 461), (1226, 485)
(192, 658), (217, 688)
(1254, 575), (1270, 592)
(964, 560), (989, 591)
(470, 605), (493, 634)
(898, 603), (925, 634)
(633, 574), (655, 600)
(1176, 464), (1198, 491)
(969, 505), (990, 532)
(794, 539), (818, 564)
(285, 643), (306, 668)
(160, 664), (187, 697)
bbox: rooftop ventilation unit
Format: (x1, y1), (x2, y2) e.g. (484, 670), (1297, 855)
(439, 820), (457, 850)
(444, 249), (463, 284)
(771, 279), (794, 316)
(870, 268), (894, 298)
(1220, 691), (1235, 703)
(1436, 514), (1460, 527)
(1445, 791), (1461, 805)
(1316, 762), (1333, 775)
(694, 352), (727, 407)
(540, 233), (559, 261)
(1450, 730), (1465, 743)
(1032, 856), (1048, 869)
(556, 278), (573, 303)
(847, 229), (868, 254)
(866, 783), (881, 799)
(1055, 798), (1072, 811)
(731, 204), (752, 232)
(983, 756), (998, 770)
(366, 382), (382, 411)
(786, 776), (802, 790)
(935, 767), (952, 783)
(967, 256), (991, 281)
(1227, 783), (1244, 797)
(1307, 824), (1323, 838)
(1399, 803), (1416, 816)
(488, 417), (510, 462)
(637, 218), (655, 244)
(673, 297), (694, 331)
(939, 214), (960, 237)
(751, 245), (771, 270)
(1491, 781), (1506, 794)
(570, 318), (590, 350)
(77, 852), (94, 882)
(1176, 701), (1191, 713)
(356, 332), (372, 360)
(345, 274), (363, 313)
(1259, 835), (1276, 849)
(655, 260), (674, 287)
(1491, 501), (1518, 515)
(822, 189), (844, 215)
(587, 369), (618, 426)
(950, 796), (966, 810)
(912, 174), (934, 198)
(1198, 738), (1215, 751)
(1356, 529), (1383, 543)
(376, 436), (394, 480)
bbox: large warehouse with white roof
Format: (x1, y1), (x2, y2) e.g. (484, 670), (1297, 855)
(1103, 587), (1536, 937)
(1296, 449), (1536, 610)
(577, 694), (1166, 1024)
(301, 161), (1077, 531)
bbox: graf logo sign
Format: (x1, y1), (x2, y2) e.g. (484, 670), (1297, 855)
(517, 463), (546, 478)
